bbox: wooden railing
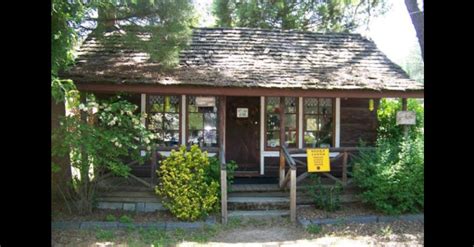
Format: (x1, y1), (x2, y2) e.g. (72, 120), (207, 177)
(279, 145), (375, 222)
(280, 145), (297, 222)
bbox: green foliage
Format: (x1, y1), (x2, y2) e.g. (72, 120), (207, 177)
(207, 157), (238, 193)
(212, 0), (389, 32)
(119, 215), (134, 223)
(105, 214), (117, 222)
(306, 224), (322, 234)
(307, 174), (342, 212)
(156, 145), (220, 221)
(51, 94), (155, 214)
(377, 98), (424, 142)
(96, 229), (115, 241)
(353, 137), (424, 215)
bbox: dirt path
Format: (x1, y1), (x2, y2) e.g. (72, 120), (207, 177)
(52, 218), (423, 246)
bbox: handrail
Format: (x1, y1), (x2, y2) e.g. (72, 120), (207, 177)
(281, 145), (296, 169)
(288, 147), (376, 154)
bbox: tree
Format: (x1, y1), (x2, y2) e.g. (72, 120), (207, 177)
(404, 0), (423, 60)
(51, 0), (197, 208)
(212, 0), (389, 32)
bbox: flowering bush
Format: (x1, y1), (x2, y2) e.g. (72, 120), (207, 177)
(156, 145), (219, 221)
(52, 94), (155, 214)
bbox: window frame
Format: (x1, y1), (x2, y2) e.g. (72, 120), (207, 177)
(146, 94), (182, 150)
(264, 96), (299, 151)
(185, 95), (219, 151)
(302, 97), (336, 148)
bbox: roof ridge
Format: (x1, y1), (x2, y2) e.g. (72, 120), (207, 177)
(193, 27), (363, 37)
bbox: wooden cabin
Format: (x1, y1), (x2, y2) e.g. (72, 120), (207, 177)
(62, 27), (424, 221)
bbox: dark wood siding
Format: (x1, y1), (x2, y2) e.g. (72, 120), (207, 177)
(340, 98), (378, 147)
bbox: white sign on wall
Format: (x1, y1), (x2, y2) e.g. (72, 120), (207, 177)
(195, 97), (216, 107)
(396, 111), (416, 125)
(237, 108), (248, 118)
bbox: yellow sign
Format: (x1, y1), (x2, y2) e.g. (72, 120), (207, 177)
(307, 148), (330, 172)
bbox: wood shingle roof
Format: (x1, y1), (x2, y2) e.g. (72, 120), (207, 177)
(64, 27), (423, 92)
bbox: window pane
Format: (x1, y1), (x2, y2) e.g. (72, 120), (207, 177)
(304, 131), (317, 147)
(148, 113), (163, 131)
(149, 95), (164, 113)
(320, 115), (333, 133)
(320, 98), (332, 115)
(188, 130), (203, 146)
(285, 131), (297, 147)
(164, 96), (180, 113)
(266, 131), (280, 147)
(267, 114), (280, 130)
(164, 113), (179, 130)
(305, 115), (318, 131)
(266, 97), (280, 113)
(319, 132), (332, 147)
(304, 98), (318, 114)
(203, 130), (217, 147)
(285, 97), (297, 113)
(285, 114), (296, 130)
(187, 96), (198, 112)
(189, 113), (203, 130)
(204, 113), (217, 130)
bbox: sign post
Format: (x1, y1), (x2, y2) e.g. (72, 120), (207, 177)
(307, 148), (330, 172)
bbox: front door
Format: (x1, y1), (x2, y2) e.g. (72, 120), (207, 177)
(226, 97), (260, 172)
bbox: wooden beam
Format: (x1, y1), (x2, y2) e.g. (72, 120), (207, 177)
(218, 96), (227, 224)
(342, 151), (348, 185)
(76, 83), (424, 99)
(279, 97), (286, 187)
(150, 146), (157, 186)
(402, 98), (409, 138)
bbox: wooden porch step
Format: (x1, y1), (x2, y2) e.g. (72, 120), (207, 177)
(228, 210), (289, 218)
(228, 196), (290, 210)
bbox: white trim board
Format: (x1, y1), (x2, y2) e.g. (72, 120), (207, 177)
(298, 97), (303, 149)
(262, 151), (340, 158)
(335, 98), (341, 147)
(260, 96), (265, 175)
(181, 95), (186, 145)
(141, 94), (146, 126)
(159, 151), (217, 157)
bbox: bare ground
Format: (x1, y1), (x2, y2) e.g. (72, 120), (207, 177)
(52, 217), (423, 246)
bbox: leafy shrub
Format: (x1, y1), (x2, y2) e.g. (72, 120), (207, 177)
(119, 215), (133, 223)
(353, 98), (424, 215)
(156, 145), (219, 221)
(207, 157), (238, 193)
(307, 174), (342, 212)
(51, 94), (155, 214)
(353, 137), (424, 215)
(105, 214), (117, 222)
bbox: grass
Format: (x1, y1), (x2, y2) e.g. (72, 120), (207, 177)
(306, 224), (322, 234)
(95, 229), (115, 241)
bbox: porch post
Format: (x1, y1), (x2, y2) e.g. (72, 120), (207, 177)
(279, 97), (286, 186)
(218, 96), (227, 224)
(402, 98), (408, 138)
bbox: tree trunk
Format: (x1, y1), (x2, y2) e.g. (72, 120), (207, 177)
(51, 96), (72, 202)
(404, 0), (424, 60)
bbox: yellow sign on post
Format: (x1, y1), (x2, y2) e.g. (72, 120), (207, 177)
(307, 148), (330, 172)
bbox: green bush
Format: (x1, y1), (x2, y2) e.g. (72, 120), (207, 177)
(353, 137), (424, 215)
(352, 98), (424, 215)
(307, 174), (342, 212)
(207, 157), (238, 193)
(156, 145), (219, 221)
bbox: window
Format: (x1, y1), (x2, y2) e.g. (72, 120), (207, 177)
(187, 96), (218, 148)
(303, 98), (333, 148)
(147, 95), (180, 147)
(265, 97), (298, 148)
